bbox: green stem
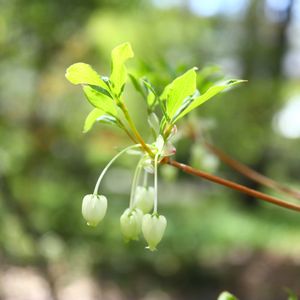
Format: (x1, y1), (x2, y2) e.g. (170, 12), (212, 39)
(129, 157), (144, 210)
(153, 153), (159, 214)
(143, 170), (148, 187)
(118, 120), (139, 144)
(119, 101), (154, 157)
(93, 144), (141, 195)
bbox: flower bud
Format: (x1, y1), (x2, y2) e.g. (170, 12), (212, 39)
(134, 186), (154, 214)
(82, 194), (107, 226)
(142, 214), (167, 251)
(162, 141), (176, 156)
(120, 208), (143, 241)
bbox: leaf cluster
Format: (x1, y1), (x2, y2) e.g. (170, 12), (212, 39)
(65, 42), (245, 142)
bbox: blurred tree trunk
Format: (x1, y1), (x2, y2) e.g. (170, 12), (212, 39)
(239, 0), (294, 207)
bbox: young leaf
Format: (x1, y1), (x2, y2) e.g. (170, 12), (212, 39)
(83, 109), (119, 133)
(143, 80), (157, 107)
(147, 91), (156, 107)
(83, 85), (117, 116)
(65, 63), (107, 89)
(110, 42), (134, 96)
(83, 108), (105, 133)
(148, 112), (160, 137)
(128, 73), (147, 100)
(173, 79), (246, 122)
(161, 68), (197, 119)
(217, 291), (238, 300)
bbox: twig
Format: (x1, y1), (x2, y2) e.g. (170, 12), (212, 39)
(205, 142), (300, 200)
(163, 158), (300, 213)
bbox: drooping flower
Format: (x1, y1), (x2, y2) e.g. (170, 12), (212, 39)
(120, 208), (143, 241)
(142, 213), (167, 251)
(82, 194), (107, 226)
(134, 186), (154, 214)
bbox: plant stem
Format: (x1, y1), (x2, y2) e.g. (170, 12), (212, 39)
(129, 157), (143, 210)
(118, 120), (139, 144)
(143, 170), (148, 187)
(93, 144), (141, 195)
(118, 101), (154, 157)
(163, 158), (300, 213)
(205, 142), (300, 200)
(153, 153), (159, 214)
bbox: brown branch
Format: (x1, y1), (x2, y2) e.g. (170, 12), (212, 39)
(163, 158), (300, 213)
(205, 142), (300, 200)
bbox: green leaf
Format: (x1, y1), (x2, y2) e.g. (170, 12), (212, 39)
(143, 80), (157, 107)
(65, 63), (107, 89)
(83, 85), (117, 116)
(83, 109), (120, 133)
(217, 291), (238, 300)
(83, 109), (105, 133)
(110, 42), (134, 96)
(161, 68), (197, 119)
(285, 288), (298, 300)
(173, 79), (246, 122)
(129, 73), (147, 99)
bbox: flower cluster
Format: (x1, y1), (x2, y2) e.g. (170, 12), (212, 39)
(81, 134), (175, 251)
(66, 42), (244, 251)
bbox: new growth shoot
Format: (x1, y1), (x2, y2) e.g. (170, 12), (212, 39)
(66, 42), (300, 251)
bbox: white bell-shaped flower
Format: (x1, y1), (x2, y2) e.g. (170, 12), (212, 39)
(120, 208), (143, 241)
(142, 214), (167, 251)
(82, 194), (107, 226)
(134, 186), (154, 214)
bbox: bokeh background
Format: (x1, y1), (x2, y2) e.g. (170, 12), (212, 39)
(1, 0), (300, 299)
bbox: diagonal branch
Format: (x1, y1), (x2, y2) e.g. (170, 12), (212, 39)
(205, 142), (300, 200)
(163, 158), (300, 213)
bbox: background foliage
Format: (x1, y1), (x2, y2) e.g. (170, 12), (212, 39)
(1, 0), (300, 299)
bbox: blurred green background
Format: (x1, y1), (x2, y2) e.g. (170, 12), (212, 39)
(1, 0), (300, 299)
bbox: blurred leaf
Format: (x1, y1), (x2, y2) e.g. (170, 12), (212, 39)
(174, 79), (246, 122)
(148, 112), (160, 137)
(83, 85), (117, 115)
(143, 79), (157, 107)
(285, 288), (298, 300)
(65, 63), (107, 89)
(110, 42), (134, 96)
(161, 68), (197, 119)
(83, 109), (119, 133)
(197, 65), (223, 93)
(147, 91), (156, 107)
(217, 291), (238, 300)
(129, 73), (147, 99)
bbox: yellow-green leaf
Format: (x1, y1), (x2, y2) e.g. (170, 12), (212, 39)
(161, 68), (197, 119)
(110, 42), (134, 96)
(174, 79), (246, 122)
(83, 109), (120, 133)
(217, 291), (238, 300)
(65, 63), (107, 89)
(83, 109), (105, 133)
(83, 85), (117, 116)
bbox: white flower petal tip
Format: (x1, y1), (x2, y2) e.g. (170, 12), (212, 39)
(145, 245), (157, 252)
(142, 214), (167, 251)
(82, 194), (107, 226)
